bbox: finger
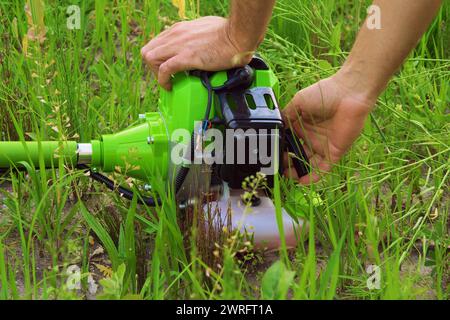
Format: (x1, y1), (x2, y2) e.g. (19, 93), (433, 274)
(284, 153), (331, 185)
(158, 21), (184, 38)
(284, 119), (318, 164)
(158, 54), (195, 91)
(143, 44), (181, 76)
(143, 59), (160, 80)
(298, 172), (321, 185)
(283, 167), (299, 180)
(290, 120), (333, 161)
(282, 104), (301, 127)
(289, 120), (308, 146)
(282, 152), (290, 170)
(141, 21), (185, 55)
(283, 151), (311, 181)
(284, 146), (314, 173)
(282, 90), (309, 124)
(300, 155), (333, 184)
(141, 44), (162, 76)
(143, 44), (180, 66)
(297, 155), (333, 185)
(141, 29), (172, 56)
(283, 152), (298, 180)
(283, 82), (333, 124)
(141, 38), (161, 58)
(283, 165), (321, 184)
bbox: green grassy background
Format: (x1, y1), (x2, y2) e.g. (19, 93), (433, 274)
(0, 0), (448, 299)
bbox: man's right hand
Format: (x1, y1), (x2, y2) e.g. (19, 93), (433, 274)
(141, 16), (253, 90)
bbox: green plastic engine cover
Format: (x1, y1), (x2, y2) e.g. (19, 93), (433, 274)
(0, 67), (280, 186)
(159, 69), (280, 137)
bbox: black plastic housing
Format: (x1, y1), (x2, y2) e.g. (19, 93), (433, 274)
(214, 57), (310, 189)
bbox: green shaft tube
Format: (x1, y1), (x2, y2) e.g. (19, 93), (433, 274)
(0, 141), (78, 169)
(0, 112), (169, 184)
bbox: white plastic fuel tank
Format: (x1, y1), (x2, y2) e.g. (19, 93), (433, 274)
(204, 187), (306, 250)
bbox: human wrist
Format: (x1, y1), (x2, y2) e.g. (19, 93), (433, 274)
(225, 19), (260, 53)
(334, 61), (385, 109)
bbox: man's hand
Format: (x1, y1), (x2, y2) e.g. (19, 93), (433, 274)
(141, 1), (276, 90)
(283, 0), (441, 184)
(141, 16), (253, 90)
(282, 73), (376, 184)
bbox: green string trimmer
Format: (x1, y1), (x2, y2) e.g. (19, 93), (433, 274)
(0, 57), (315, 249)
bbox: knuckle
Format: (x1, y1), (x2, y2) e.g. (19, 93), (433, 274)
(182, 50), (195, 61)
(145, 51), (157, 64)
(169, 21), (188, 35)
(171, 21), (183, 29)
(159, 62), (171, 75)
(198, 53), (210, 66)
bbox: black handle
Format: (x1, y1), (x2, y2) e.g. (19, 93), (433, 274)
(284, 129), (309, 178)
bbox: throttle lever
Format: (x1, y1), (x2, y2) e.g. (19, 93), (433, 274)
(284, 129), (310, 178)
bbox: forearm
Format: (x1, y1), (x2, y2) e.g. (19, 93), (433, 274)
(227, 0), (276, 52)
(337, 0), (442, 104)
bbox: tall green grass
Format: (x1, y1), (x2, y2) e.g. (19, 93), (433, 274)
(0, 0), (448, 300)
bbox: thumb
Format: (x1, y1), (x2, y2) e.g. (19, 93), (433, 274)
(282, 90), (306, 125)
(283, 80), (339, 124)
(282, 83), (320, 125)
